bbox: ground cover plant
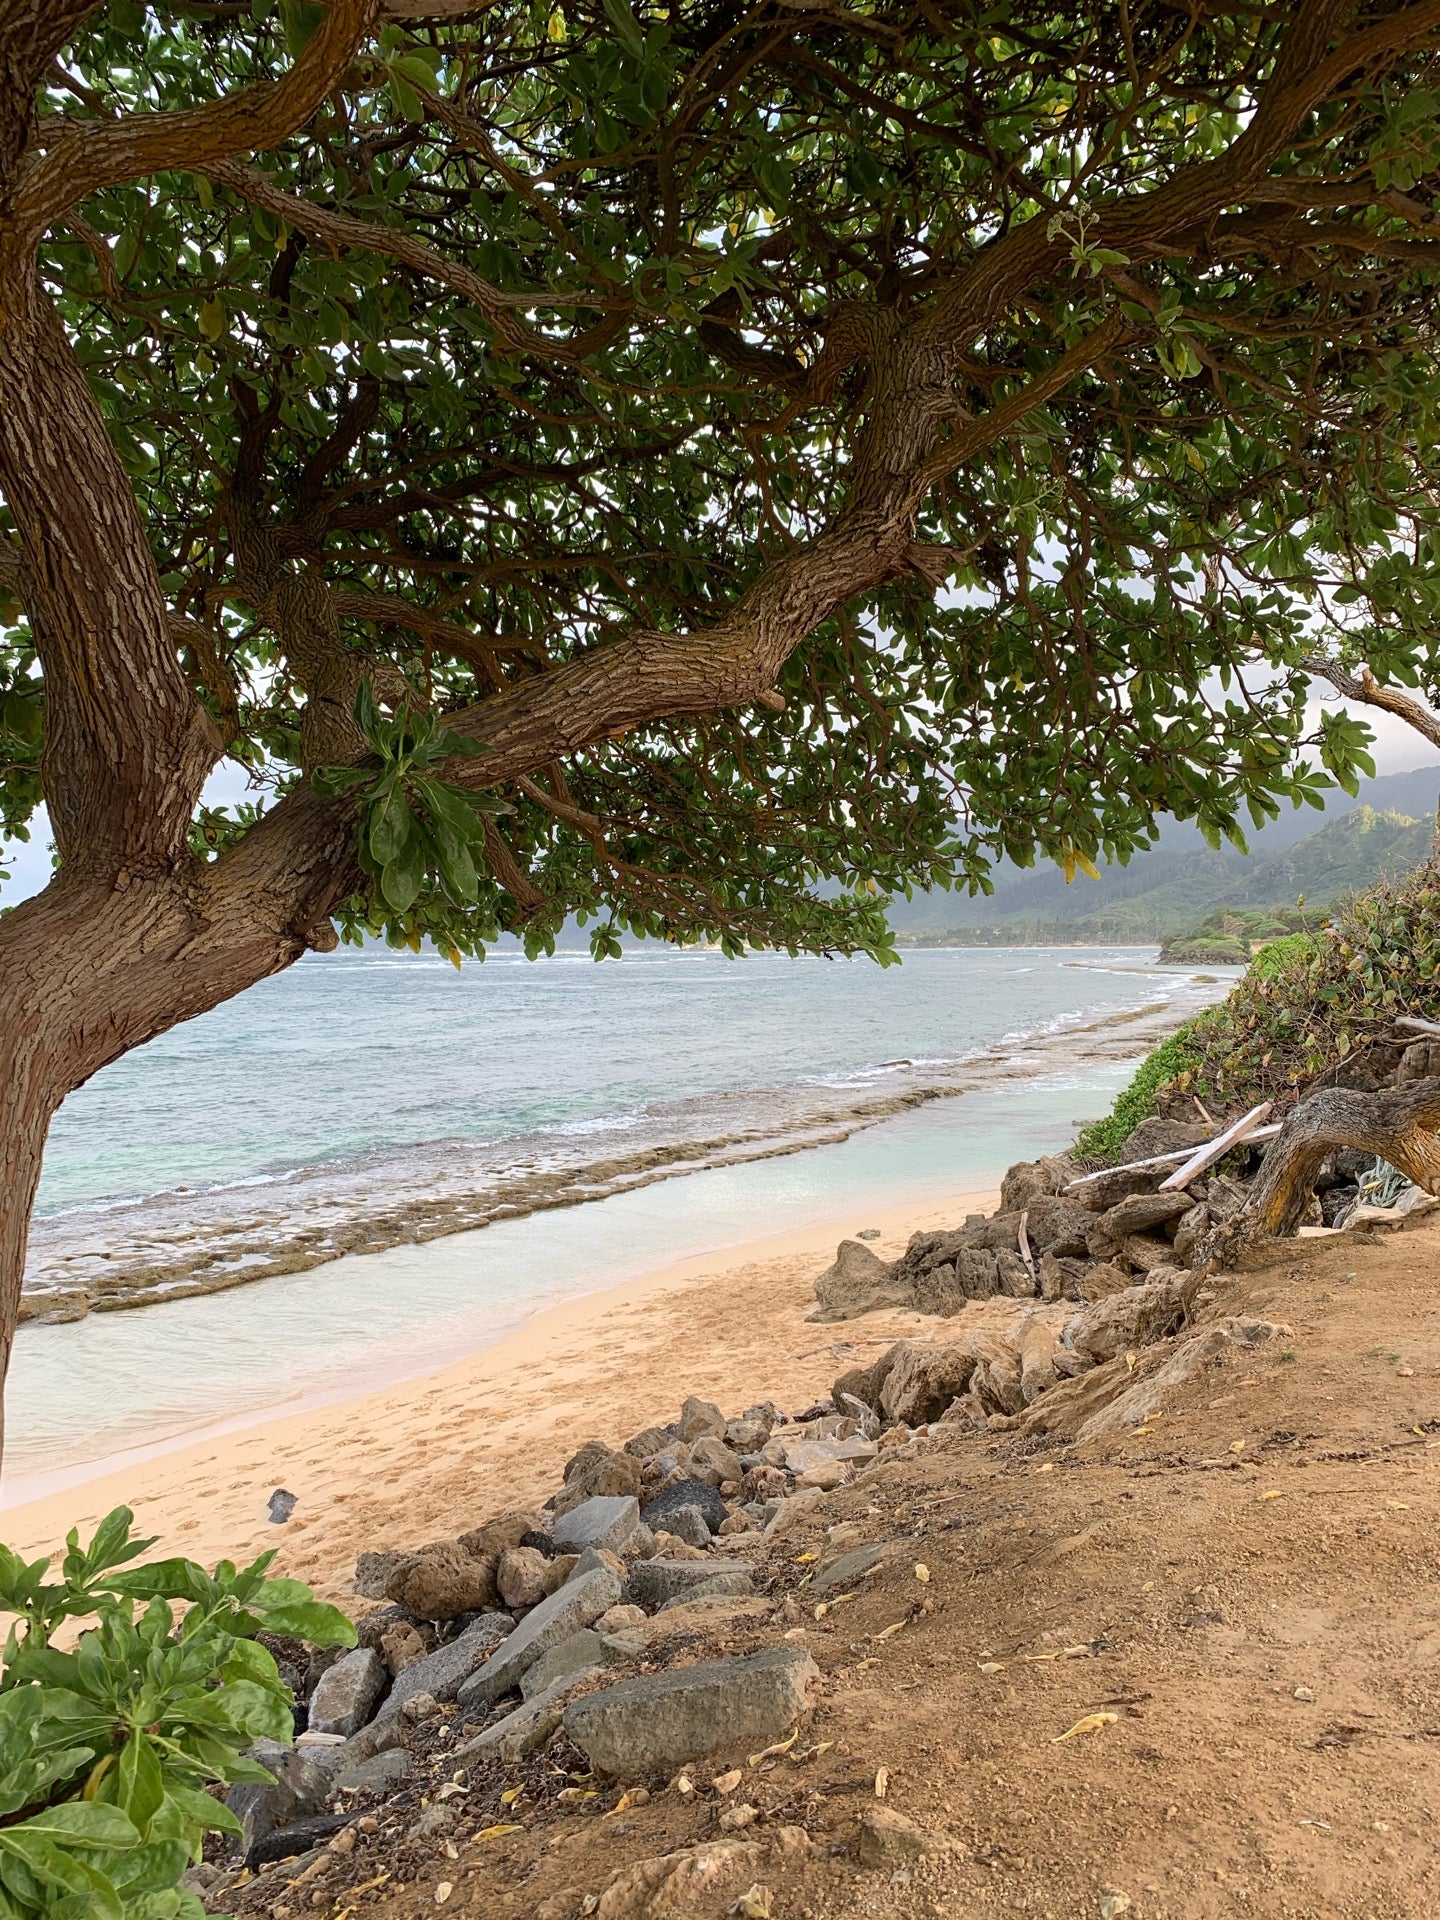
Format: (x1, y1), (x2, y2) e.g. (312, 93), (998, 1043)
(8, 4), (1440, 1450)
(0, 1506), (353, 1919)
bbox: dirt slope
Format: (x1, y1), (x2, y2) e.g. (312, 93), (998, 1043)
(261, 1220), (1440, 1920)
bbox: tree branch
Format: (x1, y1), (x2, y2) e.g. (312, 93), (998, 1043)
(0, 3), (102, 185)
(4, 0), (378, 255)
(1308, 656), (1440, 751)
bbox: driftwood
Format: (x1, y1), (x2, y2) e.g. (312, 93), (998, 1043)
(1067, 1123), (1281, 1192)
(1396, 1015), (1440, 1040)
(1245, 1077), (1440, 1236)
(1158, 1102), (1273, 1191)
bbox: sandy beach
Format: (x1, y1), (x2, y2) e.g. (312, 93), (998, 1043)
(1, 1185), (997, 1606)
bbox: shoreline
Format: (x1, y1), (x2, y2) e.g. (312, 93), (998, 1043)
(0, 1183), (998, 1602)
(21, 977), (1226, 1326)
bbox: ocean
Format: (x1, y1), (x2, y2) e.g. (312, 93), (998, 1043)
(9, 945), (1233, 1491)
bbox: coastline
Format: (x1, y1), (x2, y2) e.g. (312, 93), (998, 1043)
(0, 1184), (998, 1605)
(22, 974), (1226, 1325)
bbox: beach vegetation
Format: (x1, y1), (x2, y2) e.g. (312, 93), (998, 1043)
(0, 1506), (353, 1919)
(6, 6), (1440, 1444)
(1080, 866), (1440, 1155)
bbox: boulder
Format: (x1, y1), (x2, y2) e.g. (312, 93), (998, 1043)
(996, 1249), (1037, 1298)
(679, 1397), (727, 1441)
(832, 1342), (903, 1414)
(378, 1612), (514, 1720)
(809, 1240), (909, 1321)
(497, 1546), (549, 1612)
(971, 1351), (1024, 1417)
(624, 1422), (683, 1460)
(783, 1437), (875, 1471)
(1038, 1251), (1087, 1302)
(1000, 1154), (1081, 1213)
(385, 1543), (498, 1621)
(878, 1343), (976, 1424)
(543, 1553), (581, 1594)
(554, 1448), (642, 1516)
(686, 1434), (745, 1486)
(552, 1494), (642, 1555)
(306, 1649), (388, 1738)
(353, 1551), (407, 1602)
(456, 1508), (545, 1559)
(1173, 1202), (1211, 1265)
(598, 1604), (647, 1633)
(457, 1565), (622, 1708)
(1097, 1190), (1194, 1239)
(564, 1645), (821, 1776)
(331, 1747), (412, 1796)
(627, 1559), (756, 1611)
(664, 1504), (713, 1549)
(1078, 1316), (1284, 1440)
(355, 1603), (424, 1652)
(378, 1623), (427, 1676)
(1079, 1261), (1132, 1301)
(1021, 1196), (1094, 1258)
(458, 1671), (600, 1764)
(1065, 1275), (1187, 1364)
(521, 1629), (615, 1700)
(1119, 1117), (1209, 1161)
(570, 1545), (627, 1584)
(724, 1417), (770, 1454)
(1123, 1232), (1182, 1274)
(641, 1479), (728, 1535)
(1069, 1164), (1166, 1213)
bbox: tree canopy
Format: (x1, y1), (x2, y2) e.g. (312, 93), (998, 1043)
(7, 0), (1440, 979)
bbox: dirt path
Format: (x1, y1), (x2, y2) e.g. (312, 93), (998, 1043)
(317, 1215), (1440, 1920)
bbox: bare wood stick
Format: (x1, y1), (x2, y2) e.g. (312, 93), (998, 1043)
(1017, 1210), (1035, 1279)
(1064, 1124), (1281, 1191)
(1396, 1015), (1440, 1039)
(1158, 1102), (1274, 1191)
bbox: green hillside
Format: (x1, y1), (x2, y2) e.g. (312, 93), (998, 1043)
(894, 802), (1435, 947)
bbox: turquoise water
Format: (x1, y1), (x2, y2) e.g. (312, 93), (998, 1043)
(10, 945), (1232, 1489)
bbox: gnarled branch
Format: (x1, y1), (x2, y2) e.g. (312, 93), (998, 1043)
(1245, 1078), (1440, 1235)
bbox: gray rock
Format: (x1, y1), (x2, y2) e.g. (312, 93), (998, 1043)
(307, 1648), (388, 1738)
(564, 1645), (821, 1776)
(627, 1559), (755, 1611)
(456, 1565), (622, 1708)
(354, 1551), (408, 1601)
(782, 1437), (875, 1472)
(455, 1670), (600, 1764)
(329, 1714), (407, 1768)
(1098, 1190), (1194, 1238)
(640, 1479), (728, 1534)
(520, 1629), (608, 1701)
(332, 1747), (413, 1796)
(376, 1612), (512, 1719)
(812, 1542), (891, 1594)
(225, 1737), (337, 1854)
(664, 1504), (712, 1549)
(552, 1495), (641, 1555)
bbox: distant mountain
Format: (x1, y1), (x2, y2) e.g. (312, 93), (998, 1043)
(889, 766), (1439, 945)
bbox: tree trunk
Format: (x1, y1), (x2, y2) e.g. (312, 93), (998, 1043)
(1244, 1078), (1440, 1237)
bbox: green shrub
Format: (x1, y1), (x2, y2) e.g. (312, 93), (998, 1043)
(1079, 865), (1440, 1158)
(0, 1508), (354, 1919)
(1076, 1024), (1205, 1160)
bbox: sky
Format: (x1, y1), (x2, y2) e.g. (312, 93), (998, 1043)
(4, 684), (1439, 908)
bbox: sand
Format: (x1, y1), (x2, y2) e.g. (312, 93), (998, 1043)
(0, 1185), (997, 1606)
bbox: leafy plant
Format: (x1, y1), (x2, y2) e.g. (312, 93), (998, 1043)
(1075, 1025), (1206, 1161)
(0, 1507), (354, 1920)
(314, 682), (510, 946)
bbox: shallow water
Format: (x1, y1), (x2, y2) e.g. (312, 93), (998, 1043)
(9, 946), (1236, 1489)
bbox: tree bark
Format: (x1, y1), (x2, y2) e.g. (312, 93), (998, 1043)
(1243, 1078), (1440, 1236)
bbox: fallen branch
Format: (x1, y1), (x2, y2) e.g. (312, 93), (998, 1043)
(1065, 1125), (1281, 1191)
(1158, 1101), (1273, 1191)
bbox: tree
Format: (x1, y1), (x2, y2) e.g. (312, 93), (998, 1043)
(4, 1), (1440, 1455)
